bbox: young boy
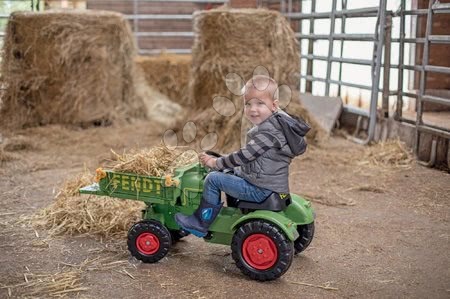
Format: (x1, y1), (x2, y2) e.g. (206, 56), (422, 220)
(175, 75), (308, 237)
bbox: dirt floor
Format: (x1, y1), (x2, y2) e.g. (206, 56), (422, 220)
(0, 119), (449, 298)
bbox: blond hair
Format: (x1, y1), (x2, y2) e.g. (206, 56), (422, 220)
(243, 75), (279, 102)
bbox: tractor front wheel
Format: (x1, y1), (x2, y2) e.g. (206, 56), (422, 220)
(127, 220), (171, 263)
(231, 220), (294, 281)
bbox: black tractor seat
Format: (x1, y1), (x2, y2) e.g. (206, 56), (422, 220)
(226, 192), (291, 213)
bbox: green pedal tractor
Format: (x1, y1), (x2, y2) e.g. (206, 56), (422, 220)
(80, 158), (315, 281)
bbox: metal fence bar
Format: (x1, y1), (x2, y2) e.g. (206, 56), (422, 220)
(424, 65), (450, 74)
(305, 0), (316, 93)
(286, 6), (379, 19)
(302, 54), (373, 66)
(325, 0), (337, 96)
(415, 0), (434, 156)
(391, 64), (422, 71)
(124, 14), (193, 20)
(392, 37), (426, 43)
(401, 91), (419, 98)
(402, 8), (450, 15)
(133, 0), (139, 38)
(382, 14), (392, 118)
(428, 35), (450, 43)
(358, 0), (386, 144)
(296, 33), (376, 41)
(139, 49), (192, 55)
(422, 94), (450, 106)
(337, 0), (348, 97)
(300, 74), (374, 91)
(432, 2), (450, 10)
(301, 54), (327, 61)
(418, 124), (450, 139)
(135, 32), (195, 37)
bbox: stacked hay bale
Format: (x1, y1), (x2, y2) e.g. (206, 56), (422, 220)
(0, 10), (147, 129)
(180, 8), (321, 152)
(135, 54), (192, 107)
(190, 8), (300, 109)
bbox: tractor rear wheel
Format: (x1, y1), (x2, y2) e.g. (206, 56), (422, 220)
(231, 220), (294, 281)
(294, 222), (315, 255)
(127, 220), (171, 263)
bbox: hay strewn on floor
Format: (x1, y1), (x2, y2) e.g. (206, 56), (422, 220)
(359, 139), (413, 168)
(135, 54), (192, 107)
(2, 255), (134, 298)
(0, 10), (147, 129)
(190, 8), (300, 109)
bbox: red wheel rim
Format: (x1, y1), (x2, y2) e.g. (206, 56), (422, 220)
(136, 233), (160, 255)
(242, 233), (278, 270)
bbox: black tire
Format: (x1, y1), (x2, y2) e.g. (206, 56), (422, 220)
(231, 220), (294, 281)
(127, 220), (171, 263)
(169, 229), (189, 242)
(294, 222), (315, 255)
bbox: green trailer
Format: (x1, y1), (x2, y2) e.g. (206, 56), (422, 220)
(80, 162), (315, 281)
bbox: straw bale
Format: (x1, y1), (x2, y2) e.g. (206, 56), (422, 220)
(135, 54), (192, 107)
(0, 10), (147, 129)
(190, 8), (300, 109)
(133, 67), (186, 127)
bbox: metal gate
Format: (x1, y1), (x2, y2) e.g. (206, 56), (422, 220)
(286, 0), (387, 145)
(393, 0), (450, 164)
(286, 0), (450, 165)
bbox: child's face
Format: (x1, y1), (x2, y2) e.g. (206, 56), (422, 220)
(243, 88), (279, 125)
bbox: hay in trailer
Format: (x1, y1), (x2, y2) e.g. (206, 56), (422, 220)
(0, 10), (147, 129)
(33, 146), (198, 237)
(189, 8), (300, 109)
(135, 54), (193, 107)
(33, 170), (145, 238)
(107, 145), (198, 176)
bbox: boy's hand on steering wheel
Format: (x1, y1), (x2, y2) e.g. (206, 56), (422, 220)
(199, 152), (217, 169)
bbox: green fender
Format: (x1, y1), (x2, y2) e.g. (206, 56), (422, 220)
(284, 194), (315, 225)
(231, 210), (299, 241)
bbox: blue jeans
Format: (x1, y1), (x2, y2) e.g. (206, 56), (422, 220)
(202, 171), (273, 205)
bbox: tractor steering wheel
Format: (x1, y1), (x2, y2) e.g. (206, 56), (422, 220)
(203, 151), (234, 175)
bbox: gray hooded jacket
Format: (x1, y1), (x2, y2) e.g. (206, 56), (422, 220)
(216, 110), (307, 194)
